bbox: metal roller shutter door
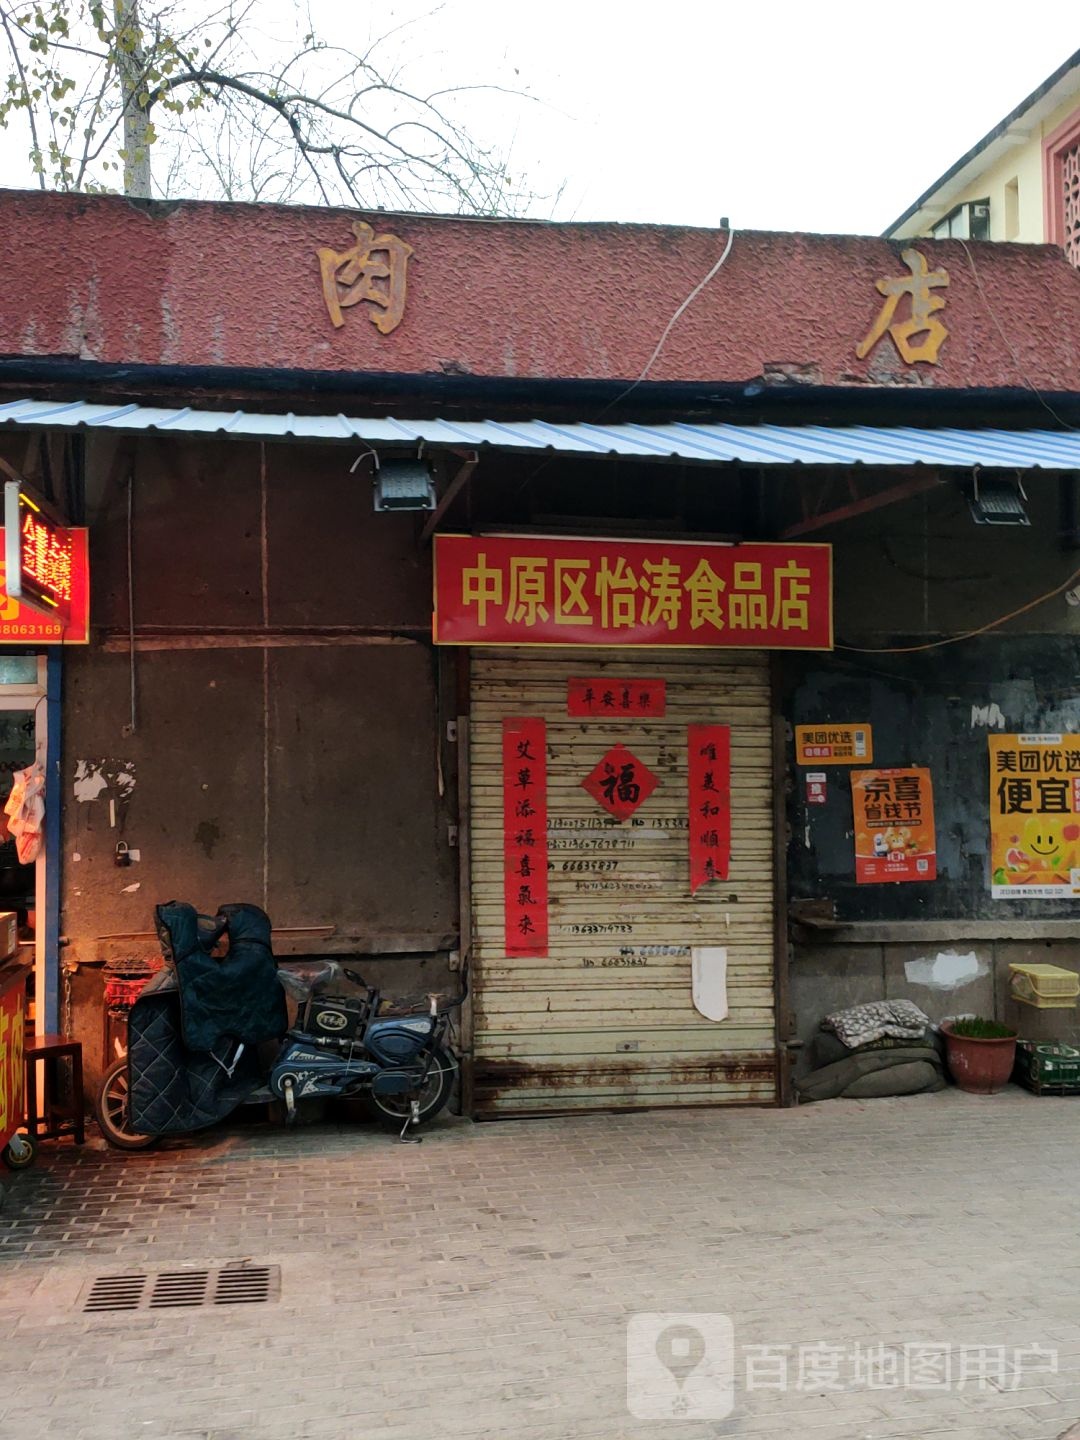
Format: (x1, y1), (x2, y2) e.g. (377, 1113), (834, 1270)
(469, 648), (777, 1115)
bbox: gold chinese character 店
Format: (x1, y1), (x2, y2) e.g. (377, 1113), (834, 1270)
(856, 248), (949, 366)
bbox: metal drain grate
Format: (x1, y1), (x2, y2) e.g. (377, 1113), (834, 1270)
(83, 1273), (148, 1312)
(212, 1266), (277, 1305)
(81, 1264), (280, 1314)
(149, 1271), (210, 1308)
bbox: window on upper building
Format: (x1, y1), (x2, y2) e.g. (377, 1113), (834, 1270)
(931, 199), (991, 241)
(1044, 109), (1080, 269)
(1004, 178), (1020, 241)
(1053, 139), (1080, 267)
(1063, 144), (1080, 266)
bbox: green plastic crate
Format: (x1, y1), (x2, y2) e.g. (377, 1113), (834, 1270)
(1015, 1040), (1080, 1095)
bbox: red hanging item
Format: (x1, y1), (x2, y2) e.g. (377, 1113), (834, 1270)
(503, 718), (548, 956)
(688, 724), (731, 893)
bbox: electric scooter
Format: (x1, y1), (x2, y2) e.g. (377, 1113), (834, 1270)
(96, 930), (459, 1149)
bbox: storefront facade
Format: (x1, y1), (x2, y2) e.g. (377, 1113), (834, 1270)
(433, 530), (830, 1113)
(1, 190), (1080, 1112)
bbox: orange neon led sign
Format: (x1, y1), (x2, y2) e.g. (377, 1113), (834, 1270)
(3, 482), (76, 625)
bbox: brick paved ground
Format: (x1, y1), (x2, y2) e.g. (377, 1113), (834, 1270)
(0, 1089), (1078, 1440)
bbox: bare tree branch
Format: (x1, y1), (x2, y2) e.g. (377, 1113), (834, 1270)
(0, 5), (44, 186)
(0, 0), (539, 212)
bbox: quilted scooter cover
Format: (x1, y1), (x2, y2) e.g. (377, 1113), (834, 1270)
(127, 970), (265, 1135)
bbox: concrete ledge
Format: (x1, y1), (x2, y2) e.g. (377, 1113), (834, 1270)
(794, 920), (1080, 944)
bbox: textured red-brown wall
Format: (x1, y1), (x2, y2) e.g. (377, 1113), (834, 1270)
(1, 189), (1078, 389)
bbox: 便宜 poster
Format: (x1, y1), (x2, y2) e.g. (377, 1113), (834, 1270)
(989, 733), (1080, 899)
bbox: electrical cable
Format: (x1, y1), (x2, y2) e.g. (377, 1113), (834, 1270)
(512, 224), (737, 495)
(956, 238), (1077, 432)
(836, 562), (1080, 654)
(126, 471), (137, 734)
(591, 225), (736, 422)
(630, 227), (736, 388)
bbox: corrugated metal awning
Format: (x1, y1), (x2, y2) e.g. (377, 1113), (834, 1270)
(1, 397), (1078, 469)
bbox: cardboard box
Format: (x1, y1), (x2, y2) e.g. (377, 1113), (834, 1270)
(0, 912), (17, 962)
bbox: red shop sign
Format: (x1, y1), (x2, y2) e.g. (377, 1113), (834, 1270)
(503, 718), (548, 956)
(0, 527), (89, 644)
(688, 724), (731, 893)
(434, 534), (832, 649)
(567, 678), (666, 717)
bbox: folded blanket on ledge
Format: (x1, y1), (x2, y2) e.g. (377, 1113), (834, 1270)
(821, 999), (932, 1051)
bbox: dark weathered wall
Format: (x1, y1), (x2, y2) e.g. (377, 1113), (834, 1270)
(786, 635), (1080, 922)
(785, 477), (1080, 1070)
(61, 434), (457, 1083)
(826, 473), (1079, 642)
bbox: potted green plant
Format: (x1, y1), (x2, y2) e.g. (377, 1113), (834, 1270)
(940, 1018), (1018, 1094)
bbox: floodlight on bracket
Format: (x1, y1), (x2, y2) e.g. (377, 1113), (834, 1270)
(351, 443), (437, 513)
(966, 468), (1030, 527)
(373, 460), (437, 512)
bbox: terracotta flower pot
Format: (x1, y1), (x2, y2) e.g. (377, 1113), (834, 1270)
(940, 1022), (1017, 1094)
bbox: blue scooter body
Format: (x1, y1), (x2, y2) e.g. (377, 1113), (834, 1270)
(267, 1006), (441, 1102)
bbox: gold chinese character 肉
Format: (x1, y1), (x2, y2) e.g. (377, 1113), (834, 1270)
(317, 220), (413, 334)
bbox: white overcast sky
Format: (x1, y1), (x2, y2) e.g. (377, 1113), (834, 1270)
(0, 0), (1077, 234)
(384, 0), (1078, 234)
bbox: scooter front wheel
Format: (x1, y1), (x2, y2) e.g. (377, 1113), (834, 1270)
(2, 1132), (35, 1169)
(94, 1058), (160, 1151)
(370, 1047), (455, 1127)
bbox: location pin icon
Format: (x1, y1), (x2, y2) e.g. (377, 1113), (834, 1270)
(655, 1323), (707, 1396)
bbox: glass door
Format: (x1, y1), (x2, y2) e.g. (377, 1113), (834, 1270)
(0, 657), (48, 1032)
(0, 710), (38, 924)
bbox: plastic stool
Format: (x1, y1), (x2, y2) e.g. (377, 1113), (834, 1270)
(25, 1034), (85, 1145)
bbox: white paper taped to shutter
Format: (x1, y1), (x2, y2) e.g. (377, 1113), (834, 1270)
(692, 947), (729, 1021)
